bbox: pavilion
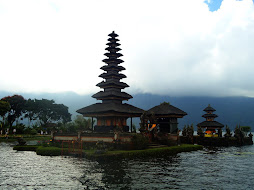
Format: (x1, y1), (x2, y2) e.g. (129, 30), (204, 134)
(147, 102), (187, 134)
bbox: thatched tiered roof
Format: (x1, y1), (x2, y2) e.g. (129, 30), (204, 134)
(197, 104), (224, 129)
(147, 102), (187, 118)
(77, 31), (143, 117)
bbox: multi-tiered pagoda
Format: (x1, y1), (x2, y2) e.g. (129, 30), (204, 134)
(77, 31), (143, 133)
(197, 104), (224, 137)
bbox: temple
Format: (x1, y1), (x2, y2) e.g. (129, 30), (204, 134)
(147, 102), (187, 134)
(197, 104), (224, 137)
(77, 31), (144, 133)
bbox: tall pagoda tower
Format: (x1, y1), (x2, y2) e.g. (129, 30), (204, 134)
(197, 104), (224, 136)
(92, 31), (132, 104)
(77, 31), (143, 133)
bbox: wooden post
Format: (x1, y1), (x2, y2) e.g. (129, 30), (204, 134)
(92, 117), (94, 132)
(131, 117), (133, 133)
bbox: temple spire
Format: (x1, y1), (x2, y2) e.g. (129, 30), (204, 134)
(92, 31), (133, 104)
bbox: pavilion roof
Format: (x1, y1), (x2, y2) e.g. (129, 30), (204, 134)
(147, 102), (187, 117)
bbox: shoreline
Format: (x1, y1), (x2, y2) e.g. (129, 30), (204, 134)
(0, 135), (51, 142)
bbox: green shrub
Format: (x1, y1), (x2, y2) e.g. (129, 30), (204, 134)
(131, 134), (149, 150)
(240, 126), (251, 133)
(13, 145), (39, 151)
(36, 146), (68, 156)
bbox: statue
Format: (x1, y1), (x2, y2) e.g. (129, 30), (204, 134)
(16, 137), (26, 146)
(186, 124), (194, 144)
(139, 111), (149, 132)
(149, 112), (157, 124)
(182, 126), (187, 137)
(224, 125), (232, 137)
(218, 128), (222, 137)
(234, 125), (240, 138)
(197, 126), (204, 137)
(187, 124), (194, 137)
(234, 125), (244, 145)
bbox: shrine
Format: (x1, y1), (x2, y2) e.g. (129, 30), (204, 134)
(77, 31), (144, 133)
(147, 102), (187, 134)
(197, 104), (224, 137)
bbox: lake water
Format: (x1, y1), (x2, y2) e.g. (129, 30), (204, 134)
(0, 142), (253, 190)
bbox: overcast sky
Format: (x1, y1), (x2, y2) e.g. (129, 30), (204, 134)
(0, 0), (254, 97)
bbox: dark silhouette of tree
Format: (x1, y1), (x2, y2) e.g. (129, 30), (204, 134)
(24, 99), (39, 126)
(74, 115), (91, 132)
(1, 95), (26, 133)
(32, 99), (71, 128)
(0, 100), (11, 129)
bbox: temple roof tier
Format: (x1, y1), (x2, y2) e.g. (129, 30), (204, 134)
(102, 58), (124, 64)
(105, 46), (121, 52)
(202, 113), (218, 118)
(99, 72), (126, 79)
(77, 103), (144, 117)
(92, 90), (132, 100)
(96, 80), (129, 89)
(106, 42), (121, 47)
(197, 121), (224, 128)
(107, 38), (119, 43)
(108, 31), (118, 37)
(104, 52), (123, 58)
(100, 65), (125, 72)
(204, 104), (216, 112)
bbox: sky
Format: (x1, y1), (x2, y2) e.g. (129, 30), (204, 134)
(0, 0), (254, 97)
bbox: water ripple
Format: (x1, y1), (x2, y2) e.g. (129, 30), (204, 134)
(1, 143), (254, 189)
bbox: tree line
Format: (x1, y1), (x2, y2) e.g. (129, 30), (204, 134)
(0, 95), (91, 135)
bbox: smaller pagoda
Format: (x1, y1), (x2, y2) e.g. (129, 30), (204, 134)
(197, 104), (224, 137)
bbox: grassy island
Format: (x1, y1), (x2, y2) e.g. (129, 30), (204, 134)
(13, 144), (203, 159)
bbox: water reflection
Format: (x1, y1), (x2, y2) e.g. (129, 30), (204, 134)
(1, 143), (254, 189)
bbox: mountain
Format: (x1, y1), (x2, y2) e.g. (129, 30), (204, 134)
(1, 91), (253, 130)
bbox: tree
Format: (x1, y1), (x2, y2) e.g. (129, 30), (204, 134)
(24, 99), (38, 126)
(0, 100), (10, 130)
(73, 115), (91, 132)
(240, 126), (251, 137)
(1, 95), (26, 132)
(32, 99), (71, 128)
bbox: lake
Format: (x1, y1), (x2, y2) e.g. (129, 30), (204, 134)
(0, 142), (253, 189)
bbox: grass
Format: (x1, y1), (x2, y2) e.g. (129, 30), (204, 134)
(36, 146), (67, 156)
(12, 143), (203, 158)
(0, 135), (51, 142)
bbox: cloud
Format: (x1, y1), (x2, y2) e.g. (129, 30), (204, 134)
(0, 0), (254, 97)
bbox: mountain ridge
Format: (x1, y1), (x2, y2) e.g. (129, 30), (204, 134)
(0, 91), (253, 130)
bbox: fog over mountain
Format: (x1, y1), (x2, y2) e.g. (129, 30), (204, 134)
(1, 91), (253, 130)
